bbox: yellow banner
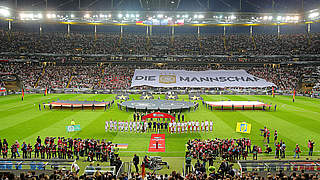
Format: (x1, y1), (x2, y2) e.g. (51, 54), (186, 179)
(236, 122), (251, 134)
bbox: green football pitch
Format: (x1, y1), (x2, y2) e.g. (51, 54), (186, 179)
(0, 94), (319, 173)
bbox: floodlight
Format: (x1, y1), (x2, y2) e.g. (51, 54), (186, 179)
(268, 16), (273, 20)
(309, 12), (319, 18)
(136, 14), (139, 18)
(177, 15), (180, 18)
(37, 13), (42, 19)
(230, 15), (236, 20)
(84, 14), (90, 18)
(71, 14), (75, 18)
(0, 8), (10, 17)
(198, 14), (204, 19)
(194, 14), (198, 18)
(157, 14), (163, 18)
(263, 16), (268, 20)
(126, 14), (129, 18)
(118, 14), (123, 18)
(20, 13), (26, 19)
(277, 16), (282, 21)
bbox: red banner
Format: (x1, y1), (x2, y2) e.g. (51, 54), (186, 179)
(142, 112), (175, 121)
(148, 134), (165, 152)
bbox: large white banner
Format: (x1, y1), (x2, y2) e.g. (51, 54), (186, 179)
(131, 69), (276, 88)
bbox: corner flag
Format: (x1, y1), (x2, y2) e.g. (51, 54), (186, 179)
(21, 88), (24, 101)
(236, 122), (252, 134)
(272, 87), (275, 98)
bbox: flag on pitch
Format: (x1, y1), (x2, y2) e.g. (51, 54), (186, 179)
(21, 88), (24, 100)
(44, 88), (47, 96)
(236, 122), (252, 134)
(272, 87), (275, 97)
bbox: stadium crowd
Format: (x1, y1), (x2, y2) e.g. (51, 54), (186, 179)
(0, 136), (123, 166)
(1, 31), (320, 55)
(0, 167), (319, 179)
(1, 62), (314, 91)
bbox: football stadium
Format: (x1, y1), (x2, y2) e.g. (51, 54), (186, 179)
(0, 0), (320, 179)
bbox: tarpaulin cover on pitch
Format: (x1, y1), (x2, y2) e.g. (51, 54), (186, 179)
(131, 69), (276, 88)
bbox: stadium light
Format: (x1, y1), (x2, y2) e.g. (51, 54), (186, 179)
(20, 13), (34, 20)
(126, 14), (129, 18)
(198, 14), (204, 19)
(157, 14), (163, 18)
(71, 14), (75, 18)
(47, 13), (56, 19)
(135, 14), (139, 18)
(177, 15), (180, 18)
(309, 12), (319, 18)
(277, 16), (282, 21)
(0, 8), (10, 17)
(118, 14), (123, 18)
(194, 14), (198, 19)
(230, 15), (236, 20)
(84, 14), (90, 18)
(37, 13), (43, 19)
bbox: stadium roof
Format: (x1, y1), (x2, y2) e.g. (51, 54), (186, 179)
(0, 0), (319, 26)
(1, 0), (320, 12)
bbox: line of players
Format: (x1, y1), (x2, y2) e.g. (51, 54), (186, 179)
(105, 120), (214, 133)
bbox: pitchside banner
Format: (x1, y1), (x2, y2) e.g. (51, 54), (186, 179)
(66, 125), (81, 132)
(131, 69), (276, 88)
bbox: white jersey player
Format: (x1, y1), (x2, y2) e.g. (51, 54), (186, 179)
(181, 122), (184, 133)
(184, 122), (188, 133)
(205, 120), (209, 131)
(125, 121), (128, 132)
(109, 120), (113, 131)
(196, 121), (200, 131)
(133, 121), (137, 132)
(129, 121), (133, 132)
(209, 121), (213, 131)
(192, 121), (196, 132)
(114, 121), (117, 131)
(144, 122), (147, 132)
(173, 122), (177, 133)
(201, 121), (205, 131)
(105, 120), (109, 132)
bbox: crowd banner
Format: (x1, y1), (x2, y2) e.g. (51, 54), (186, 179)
(236, 122), (252, 134)
(131, 69), (276, 88)
(66, 125), (81, 132)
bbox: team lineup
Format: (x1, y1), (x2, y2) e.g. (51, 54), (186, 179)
(105, 120), (214, 133)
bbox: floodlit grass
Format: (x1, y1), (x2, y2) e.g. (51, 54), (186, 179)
(1, 94), (319, 174)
